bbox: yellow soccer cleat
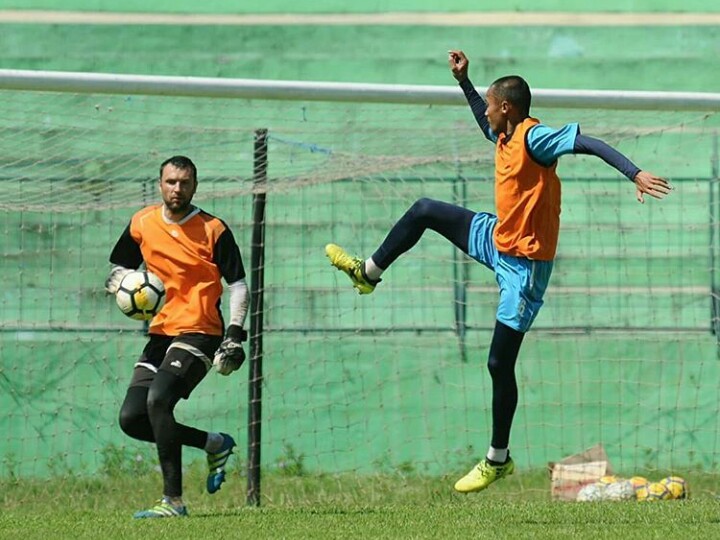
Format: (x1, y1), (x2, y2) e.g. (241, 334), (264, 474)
(454, 457), (515, 493)
(325, 243), (379, 295)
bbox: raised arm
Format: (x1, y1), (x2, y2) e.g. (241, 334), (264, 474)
(448, 50), (494, 142)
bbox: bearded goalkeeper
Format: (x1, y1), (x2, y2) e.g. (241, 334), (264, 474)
(106, 155), (249, 518)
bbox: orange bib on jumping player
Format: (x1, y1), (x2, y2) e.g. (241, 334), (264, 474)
(493, 117), (561, 261)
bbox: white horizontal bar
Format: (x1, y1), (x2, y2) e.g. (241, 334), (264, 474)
(1, 69), (719, 111)
(2, 11), (720, 26)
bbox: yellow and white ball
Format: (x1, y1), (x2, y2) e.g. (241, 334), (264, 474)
(636, 481), (672, 502)
(660, 476), (688, 500)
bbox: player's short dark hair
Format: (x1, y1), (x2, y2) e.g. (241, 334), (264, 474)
(160, 155), (197, 181)
(490, 75), (532, 116)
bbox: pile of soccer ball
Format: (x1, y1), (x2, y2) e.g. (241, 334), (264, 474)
(576, 474), (687, 502)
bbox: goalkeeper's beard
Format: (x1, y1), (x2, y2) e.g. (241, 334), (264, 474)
(165, 198), (191, 215)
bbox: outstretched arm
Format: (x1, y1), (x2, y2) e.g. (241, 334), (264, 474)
(574, 134), (672, 203)
(448, 50), (494, 142)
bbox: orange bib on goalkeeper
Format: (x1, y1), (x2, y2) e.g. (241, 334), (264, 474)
(127, 204), (230, 336)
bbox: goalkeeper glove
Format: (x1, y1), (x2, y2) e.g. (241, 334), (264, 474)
(105, 265), (133, 295)
(213, 325), (248, 376)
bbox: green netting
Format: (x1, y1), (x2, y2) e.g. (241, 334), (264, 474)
(0, 92), (718, 478)
(1, 11), (719, 481)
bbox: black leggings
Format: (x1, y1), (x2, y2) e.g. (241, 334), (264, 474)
(371, 198), (476, 269)
(372, 198), (525, 452)
(488, 320), (525, 450)
(118, 370), (209, 498)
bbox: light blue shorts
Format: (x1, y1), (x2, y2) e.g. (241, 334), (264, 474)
(467, 213), (553, 333)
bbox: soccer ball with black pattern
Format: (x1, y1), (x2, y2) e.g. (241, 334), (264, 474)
(660, 476), (688, 500)
(115, 271), (166, 321)
(636, 481), (673, 502)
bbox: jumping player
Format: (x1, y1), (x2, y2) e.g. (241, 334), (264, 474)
(325, 50), (671, 493)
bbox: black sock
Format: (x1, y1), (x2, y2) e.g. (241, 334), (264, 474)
(486, 453), (511, 466)
(360, 263), (381, 284)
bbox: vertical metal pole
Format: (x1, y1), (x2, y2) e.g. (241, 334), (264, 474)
(452, 158), (469, 362)
(710, 132), (719, 343)
(247, 129), (267, 506)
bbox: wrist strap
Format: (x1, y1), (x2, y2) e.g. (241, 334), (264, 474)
(226, 325), (247, 342)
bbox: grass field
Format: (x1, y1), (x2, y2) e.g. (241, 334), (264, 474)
(1, 465), (719, 539)
(2, 3), (720, 538)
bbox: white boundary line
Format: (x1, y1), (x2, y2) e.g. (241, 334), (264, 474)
(1, 10), (720, 26)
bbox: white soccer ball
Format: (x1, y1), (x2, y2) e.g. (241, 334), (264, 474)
(604, 480), (635, 501)
(115, 270), (166, 321)
(576, 482), (606, 502)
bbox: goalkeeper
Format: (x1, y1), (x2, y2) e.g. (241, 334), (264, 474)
(325, 50), (672, 494)
(106, 155), (249, 518)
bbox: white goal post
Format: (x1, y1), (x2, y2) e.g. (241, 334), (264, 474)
(1, 68), (719, 110)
